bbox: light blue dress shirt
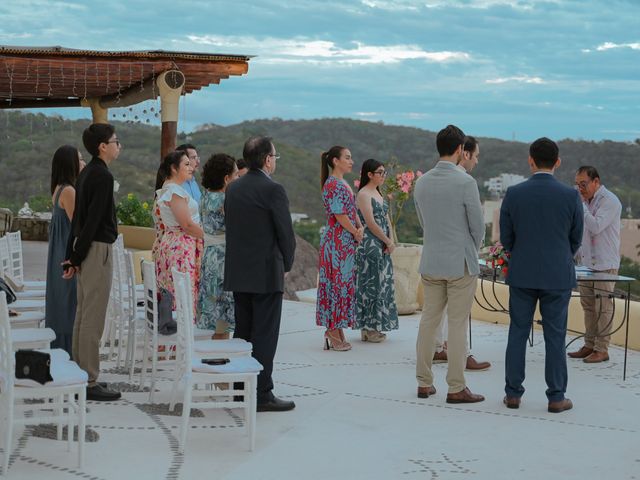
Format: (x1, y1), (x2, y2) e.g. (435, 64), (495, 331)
(182, 177), (202, 204)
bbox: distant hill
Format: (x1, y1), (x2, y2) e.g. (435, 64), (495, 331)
(1, 111), (639, 227)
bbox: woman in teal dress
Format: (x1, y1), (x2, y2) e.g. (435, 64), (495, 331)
(197, 153), (239, 339)
(354, 159), (399, 342)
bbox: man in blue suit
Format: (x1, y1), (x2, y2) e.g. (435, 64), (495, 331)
(499, 137), (583, 413)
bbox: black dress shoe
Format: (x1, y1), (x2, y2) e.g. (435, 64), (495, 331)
(87, 384), (122, 401)
(257, 393), (295, 412)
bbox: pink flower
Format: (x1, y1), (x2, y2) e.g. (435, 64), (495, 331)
(353, 179), (360, 188)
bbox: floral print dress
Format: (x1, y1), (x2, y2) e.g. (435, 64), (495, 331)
(197, 191), (235, 333)
(154, 183), (203, 315)
(354, 198), (398, 332)
(316, 176), (357, 329)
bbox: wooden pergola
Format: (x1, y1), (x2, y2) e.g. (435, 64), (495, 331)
(0, 45), (252, 157)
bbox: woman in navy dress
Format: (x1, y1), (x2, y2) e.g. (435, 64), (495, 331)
(45, 145), (83, 355)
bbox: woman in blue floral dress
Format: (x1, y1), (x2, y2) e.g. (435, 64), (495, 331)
(197, 154), (239, 338)
(316, 146), (364, 351)
(354, 159), (399, 342)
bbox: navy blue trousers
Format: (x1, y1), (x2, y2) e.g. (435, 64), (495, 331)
(505, 286), (571, 402)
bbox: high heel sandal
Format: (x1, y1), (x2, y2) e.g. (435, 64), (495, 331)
(324, 329), (351, 351)
(360, 329), (386, 343)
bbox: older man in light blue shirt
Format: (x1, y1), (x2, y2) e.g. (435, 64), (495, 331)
(177, 143), (202, 204)
(568, 166), (621, 364)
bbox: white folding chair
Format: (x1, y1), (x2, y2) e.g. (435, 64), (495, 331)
(102, 238), (128, 367)
(5, 232), (46, 290)
(170, 269), (261, 454)
(10, 327), (55, 351)
(1, 292), (87, 476)
(8, 311), (45, 329)
(138, 260), (216, 402)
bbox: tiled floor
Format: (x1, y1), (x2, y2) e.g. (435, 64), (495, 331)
(4, 242), (639, 479)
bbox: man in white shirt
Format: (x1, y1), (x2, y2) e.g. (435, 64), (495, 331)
(432, 136), (491, 371)
(177, 143), (202, 203)
(568, 166), (621, 363)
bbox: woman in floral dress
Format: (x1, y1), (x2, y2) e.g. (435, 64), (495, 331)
(197, 154), (239, 339)
(354, 159), (399, 342)
(316, 146), (364, 351)
(154, 151), (204, 315)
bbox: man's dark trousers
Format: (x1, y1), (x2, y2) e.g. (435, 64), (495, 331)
(233, 292), (283, 401)
(505, 286), (571, 403)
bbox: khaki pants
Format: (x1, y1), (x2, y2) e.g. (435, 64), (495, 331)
(72, 242), (112, 386)
(416, 269), (477, 393)
(579, 268), (617, 352)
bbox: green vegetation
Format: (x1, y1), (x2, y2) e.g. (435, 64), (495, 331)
(1, 111), (639, 245)
(618, 256), (640, 300)
(116, 193), (153, 227)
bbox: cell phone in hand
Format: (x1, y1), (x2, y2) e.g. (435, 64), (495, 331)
(201, 358), (230, 365)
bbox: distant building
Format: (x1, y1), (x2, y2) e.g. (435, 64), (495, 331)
(484, 173), (526, 196)
(291, 213), (310, 224)
(483, 200), (501, 225)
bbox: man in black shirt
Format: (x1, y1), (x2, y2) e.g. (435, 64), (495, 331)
(63, 123), (121, 401)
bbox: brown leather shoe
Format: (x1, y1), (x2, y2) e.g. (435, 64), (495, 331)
(503, 396), (521, 409)
(548, 398), (573, 413)
(417, 386), (436, 398)
(446, 387), (485, 404)
(583, 351), (609, 363)
(465, 355), (491, 371)
(433, 350), (448, 363)
(567, 346), (593, 358)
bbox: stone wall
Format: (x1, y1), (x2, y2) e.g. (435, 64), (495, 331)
(12, 216), (50, 241)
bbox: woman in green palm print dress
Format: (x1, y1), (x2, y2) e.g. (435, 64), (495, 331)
(354, 159), (399, 342)
(197, 153), (239, 338)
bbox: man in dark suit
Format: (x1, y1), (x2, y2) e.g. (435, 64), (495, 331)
(224, 136), (296, 412)
(499, 137), (583, 413)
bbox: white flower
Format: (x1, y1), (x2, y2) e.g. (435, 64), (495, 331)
(114, 180), (120, 193)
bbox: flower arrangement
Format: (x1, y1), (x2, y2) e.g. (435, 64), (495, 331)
(487, 241), (510, 275)
(382, 162), (422, 243)
(116, 193), (153, 227)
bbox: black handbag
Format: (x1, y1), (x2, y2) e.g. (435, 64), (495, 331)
(0, 277), (17, 304)
(15, 349), (53, 384)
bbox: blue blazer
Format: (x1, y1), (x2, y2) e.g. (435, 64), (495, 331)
(499, 173), (583, 290)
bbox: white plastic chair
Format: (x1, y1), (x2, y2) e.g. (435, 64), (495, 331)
(4, 232), (46, 290)
(170, 268), (262, 454)
(1, 292), (87, 476)
(8, 310), (45, 329)
(10, 327), (55, 351)
(101, 238), (127, 366)
(138, 260), (217, 402)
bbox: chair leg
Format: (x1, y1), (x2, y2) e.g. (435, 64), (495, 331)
(149, 339), (158, 403)
(56, 394), (63, 441)
(247, 376), (257, 452)
(140, 331), (149, 390)
(178, 382), (192, 455)
(2, 393), (14, 476)
(78, 386), (86, 469)
(67, 393), (74, 452)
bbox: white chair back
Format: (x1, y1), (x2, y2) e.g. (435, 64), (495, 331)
(0, 236), (11, 278)
(0, 292), (15, 395)
(172, 268), (193, 377)
(141, 260), (158, 337)
(6, 231), (24, 284)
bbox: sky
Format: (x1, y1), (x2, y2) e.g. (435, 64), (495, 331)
(1, 0), (639, 142)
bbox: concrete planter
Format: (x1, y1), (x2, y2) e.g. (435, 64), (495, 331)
(118, 225), (155, 250)
(391, 243), (422, 315)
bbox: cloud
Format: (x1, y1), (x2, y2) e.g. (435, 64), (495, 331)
(485, 75), (546, 84)
(184, 35), (471, 65)
(355, 111), (380, 117)
(361, 0), (559, 11)
(596, 41), (640, 51)
(0, 32), (32, 40)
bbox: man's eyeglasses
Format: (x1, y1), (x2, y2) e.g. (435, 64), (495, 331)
(373, 170), (387, 177)
(106, 140), (121, 147)
(575, 180), (592, 189)
(188, 155), (200, 162)
(269, 153), (281, 160)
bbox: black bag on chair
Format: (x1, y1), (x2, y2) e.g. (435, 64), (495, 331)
(0, 277), (17, 304)
(15, 350), (53, 384)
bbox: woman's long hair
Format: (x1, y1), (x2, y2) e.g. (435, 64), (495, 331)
(320, 146), (346, 189)
(358, 158), (384, 193)
(50, 145), (80, 195)
(155, 151), (187, 191)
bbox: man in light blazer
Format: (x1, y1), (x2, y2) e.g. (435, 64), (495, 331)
(224, 136), (297, 412)
(500, 137), (583, 413)
(414, 125), (485, 403)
